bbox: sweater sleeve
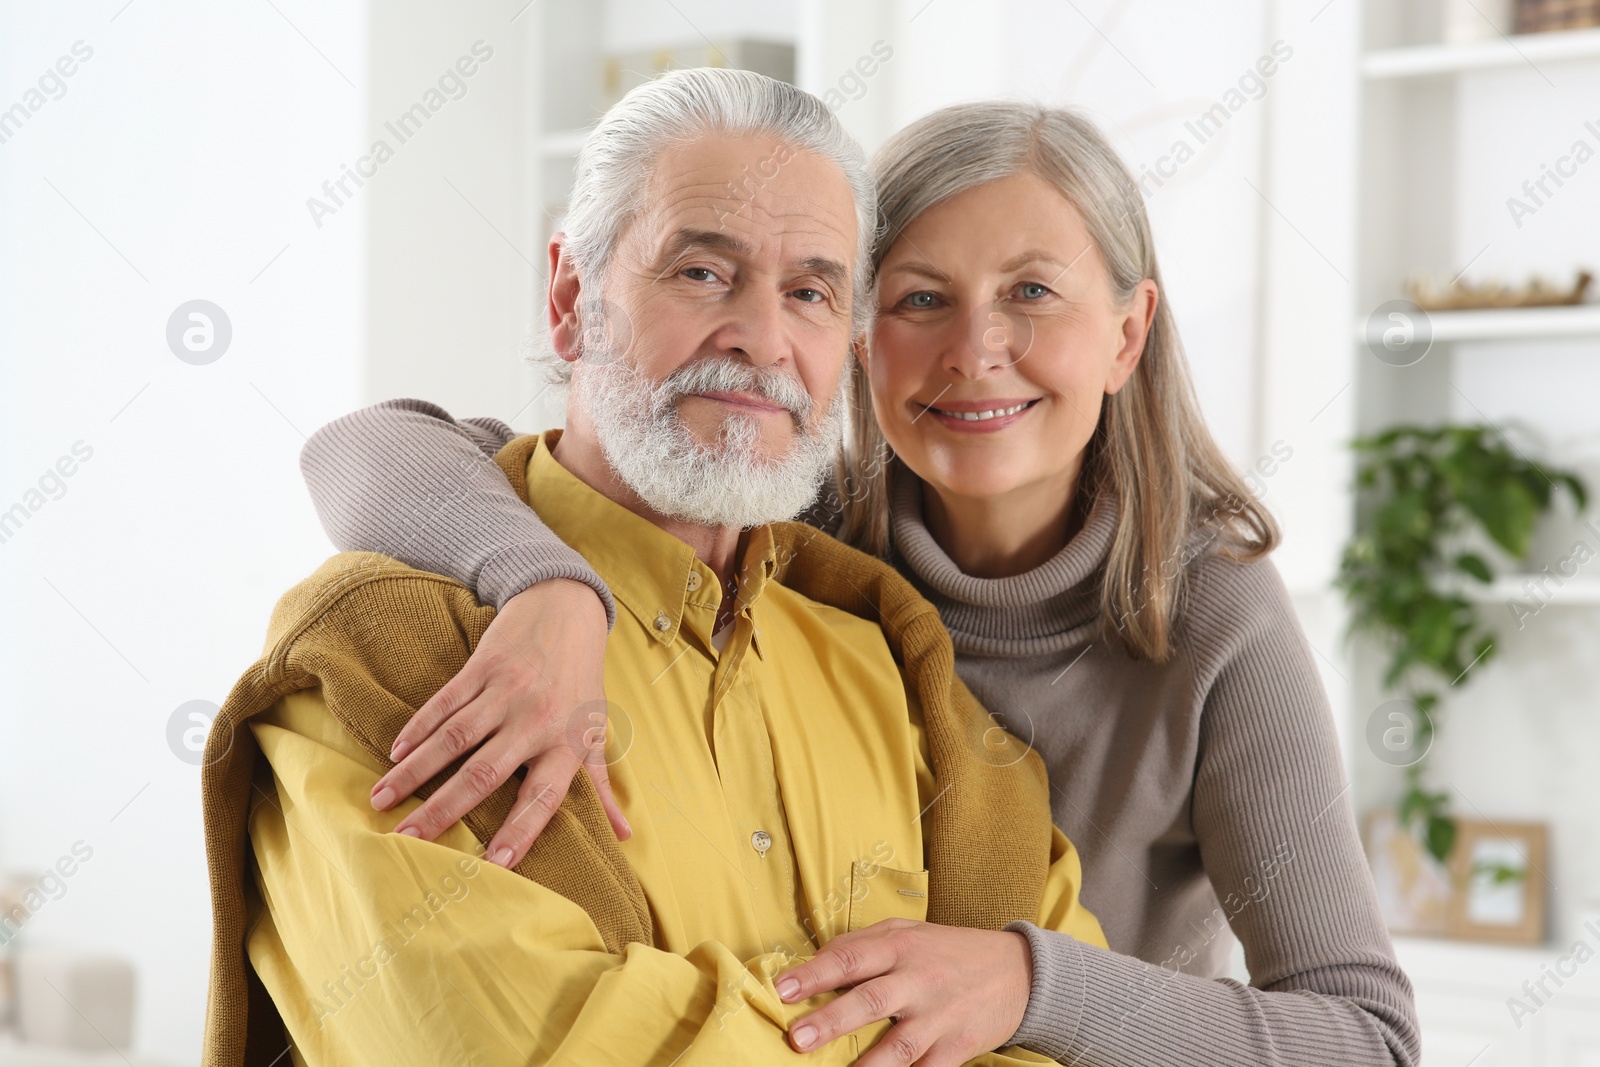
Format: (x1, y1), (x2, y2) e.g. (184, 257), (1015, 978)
(1003, 556), (1420, 1067)
(299, 397), (616, 625)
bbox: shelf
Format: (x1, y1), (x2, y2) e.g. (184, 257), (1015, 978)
(1427, 304), (1600, 341)
(1364, 26), (1600, 79)
(1392, 934), (1600, 987)
(539, 127), (592, 157)
(1461, 576), (1600, 605)
(1354, 304), (1600, 344)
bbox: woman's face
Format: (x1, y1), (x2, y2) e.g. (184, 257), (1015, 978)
(867, 172), (1157, 509)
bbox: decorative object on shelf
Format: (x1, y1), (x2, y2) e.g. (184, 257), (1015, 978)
(1403, 268), (1593, 311)
(1515, 0), (1600, 33)
(1338, 425), (1588, 863)
(600, 40), (796, 112)
(1365, 810), (1549, 943)
(1450, 819), (1548, 944)
(1365, 809), (1453, 935)
(1445, 0), (1515, 43)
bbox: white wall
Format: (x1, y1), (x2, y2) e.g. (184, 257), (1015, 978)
(0, 1), (367, 1061)
(362, 2), (550, 430)
(604, 0), (797, 54)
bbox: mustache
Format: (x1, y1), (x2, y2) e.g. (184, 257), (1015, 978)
(652, 358), (815, 425)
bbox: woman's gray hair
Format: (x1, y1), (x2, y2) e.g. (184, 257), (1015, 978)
(539, 67), (876, 384)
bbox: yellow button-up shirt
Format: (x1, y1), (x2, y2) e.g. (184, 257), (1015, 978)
(246, 432), (1103, 1064)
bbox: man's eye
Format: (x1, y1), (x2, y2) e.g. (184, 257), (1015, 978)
(682, 267), (717, 282)
(793, 288), (824, 303)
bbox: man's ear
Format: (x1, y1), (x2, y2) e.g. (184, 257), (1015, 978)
(547, 233), (583, 364)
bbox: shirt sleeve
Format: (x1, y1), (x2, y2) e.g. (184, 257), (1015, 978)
(298, 397), (616, 623)
(1002, 558), (1420, 1067)
(246, 689), (858, 1065)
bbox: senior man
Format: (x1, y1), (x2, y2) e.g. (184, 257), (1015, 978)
(201, 68), (1103, 1066)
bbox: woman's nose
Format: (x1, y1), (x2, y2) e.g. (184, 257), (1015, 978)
(941, 300), (1029, 376)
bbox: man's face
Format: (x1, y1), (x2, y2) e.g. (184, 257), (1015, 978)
(591, 133), (858, 459)
(563, 132), (859, 528)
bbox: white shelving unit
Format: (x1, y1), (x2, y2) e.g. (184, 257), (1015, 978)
(1422, 305), (1600, 342)
(1460, 576), (1600, 605)
(1353, 8), (1600, 1065)
(1355, 304), (1600, 343)
(1352, 9), (1600, 468)
(1364, 25), (1600, 79)
(1393, 935), (1600, 1066)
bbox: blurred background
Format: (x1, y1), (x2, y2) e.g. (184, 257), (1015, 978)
(1, 0), (1598, 1063)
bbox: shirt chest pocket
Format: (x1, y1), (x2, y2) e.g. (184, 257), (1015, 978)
(845, 859), (929, 931)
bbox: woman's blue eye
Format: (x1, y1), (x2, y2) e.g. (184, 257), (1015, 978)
(1019, 283), (1050, 299)
(904, 292), (937, 309)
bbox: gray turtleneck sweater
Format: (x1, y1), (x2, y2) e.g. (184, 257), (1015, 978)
(300, 398), (1420, 1066)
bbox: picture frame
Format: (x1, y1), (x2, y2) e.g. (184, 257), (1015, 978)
(1447, 819), (1548, 945)
(1363, 810), (1549, 944)
(1364, 809), (1453, 937)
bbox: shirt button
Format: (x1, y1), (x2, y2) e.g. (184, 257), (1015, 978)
(751, 830), (772, 857)
(686, 572), (702, 592)
(653, 612), (671, 632)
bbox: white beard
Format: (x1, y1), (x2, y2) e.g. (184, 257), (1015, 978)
(573, 338), (845, 529)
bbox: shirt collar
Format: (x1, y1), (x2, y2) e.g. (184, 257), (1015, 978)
(523, 430), (778, 651)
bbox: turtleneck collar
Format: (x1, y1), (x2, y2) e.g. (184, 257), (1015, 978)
(888, 462), (1118, 657)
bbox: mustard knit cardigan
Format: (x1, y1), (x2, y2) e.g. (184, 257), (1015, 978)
(199, 434), (1055, 1066)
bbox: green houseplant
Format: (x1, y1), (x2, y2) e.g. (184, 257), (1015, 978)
(1337, 424), (1588, 863)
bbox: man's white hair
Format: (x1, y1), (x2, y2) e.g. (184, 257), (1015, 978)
(536, 66), (876, 383)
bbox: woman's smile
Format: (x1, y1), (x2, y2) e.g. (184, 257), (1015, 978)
(913, 395), (1043, 432)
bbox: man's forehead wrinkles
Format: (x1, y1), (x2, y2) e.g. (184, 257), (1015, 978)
(657, 226), (756, 261)
(652, 188), (846, 231)
(647, 206), (852, 256)
(651, 162), (793, 200)
(665, 199), (853, 240)
(665, 150), (787, 177)
(764, 212), (850, 238)
(621, 136), (858, 282)
(654, 174), (749, 198)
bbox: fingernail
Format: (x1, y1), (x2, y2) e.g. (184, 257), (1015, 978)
(396, 825), (420, 838)
(490, 847), (513, 867)
(776, 977), (799, 1001)
(370, 786), (395, 810)
(390, 740), (410, 761)
(791, 1024), (816, 1050)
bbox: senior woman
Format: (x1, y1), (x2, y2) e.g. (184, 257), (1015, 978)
(298, 101), (1419, 1066)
